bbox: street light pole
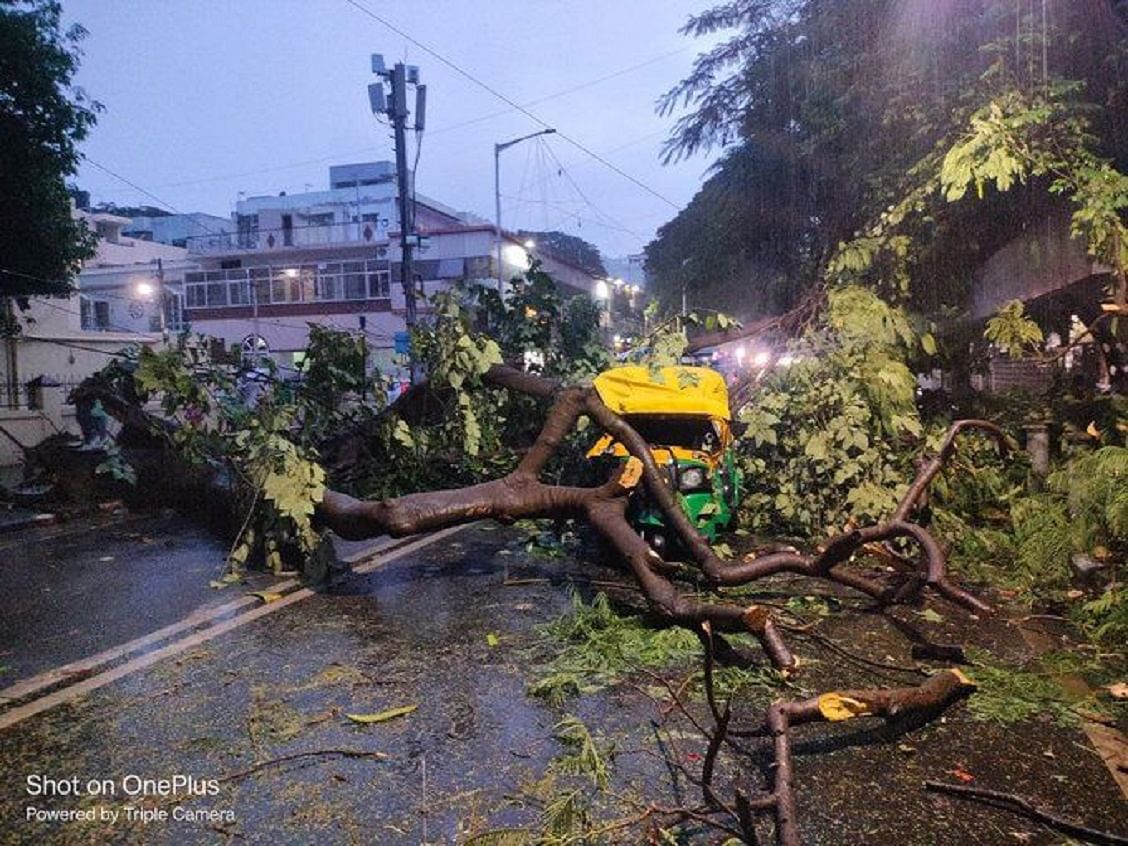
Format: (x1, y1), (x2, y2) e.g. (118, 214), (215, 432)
(494, 128), (555, 294)
(156, 257), (168, 344)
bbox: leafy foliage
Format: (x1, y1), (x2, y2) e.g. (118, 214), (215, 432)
(649, 0), (1128, 317)
(475, 261), (610, 383)
(517, 230), (607, 277)
(528, 592), (702, 704)
(928, 405), (1127, 643)
(528, 592), (781, 705)
(984, 299), (1045, 356)
(0, 0), (100, 299)
(350, 266), (610, 503)
(133, 343), (328, 574)
(736, 287), (925, 536)
(411, 287), (503, 457)
(965, 648), (1109, 727)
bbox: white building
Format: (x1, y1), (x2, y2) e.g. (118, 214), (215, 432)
(122, 212), (235, 251)
(1, 165), (605, 468)
(1, 211), (185, 468)
(180, 162), (602, 378)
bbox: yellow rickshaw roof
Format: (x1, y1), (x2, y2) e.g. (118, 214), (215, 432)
(592, 365), (731, 421)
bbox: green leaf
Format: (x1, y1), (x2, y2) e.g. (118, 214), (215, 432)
(346, 704), (418, 724)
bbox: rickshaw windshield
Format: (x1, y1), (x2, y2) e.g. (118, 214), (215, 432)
(624, 415), (720, 452)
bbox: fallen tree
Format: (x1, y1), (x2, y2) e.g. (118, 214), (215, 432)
(319, 362), (1004, 676)
(315, 360), (1011, 843)
(42, 283), (1019, 844)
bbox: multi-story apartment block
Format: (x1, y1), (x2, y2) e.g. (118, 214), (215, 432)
(177, 162), (602, 378)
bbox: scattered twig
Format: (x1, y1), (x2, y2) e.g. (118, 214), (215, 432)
(793, 628), (928, 678)
(924, 781), (1128, 845)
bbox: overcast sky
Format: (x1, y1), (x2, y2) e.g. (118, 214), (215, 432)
(63, 0), (727, 259)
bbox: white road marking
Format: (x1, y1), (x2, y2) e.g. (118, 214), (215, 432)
(0, 533), (408, 705)
(0, 524), (468, 731)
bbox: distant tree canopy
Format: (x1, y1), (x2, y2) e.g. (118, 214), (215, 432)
(88, 203), (170, 218)
(647, 0), (1128, 319)
(518, 230), (607, 277)
(0, 0), (99, 299)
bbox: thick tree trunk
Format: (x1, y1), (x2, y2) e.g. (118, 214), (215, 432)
(317, 364), (1003, 673)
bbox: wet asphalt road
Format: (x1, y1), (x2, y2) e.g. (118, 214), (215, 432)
(0, 512), (400, 682)
(0, 512), (232, 680)
(0, 512), (1125, 844)
(0, 517), (640, 845)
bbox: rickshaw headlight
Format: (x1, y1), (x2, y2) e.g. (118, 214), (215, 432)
(679, 467), (707, 491)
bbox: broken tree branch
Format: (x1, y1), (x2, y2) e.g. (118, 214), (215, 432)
(924, 781), (1128, 846)
(318, 364), (1000, 675)
(752, 670), (978, 846)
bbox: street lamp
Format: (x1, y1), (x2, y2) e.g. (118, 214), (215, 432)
(495, 128), (555, 293)
(139, 258), (168, 344)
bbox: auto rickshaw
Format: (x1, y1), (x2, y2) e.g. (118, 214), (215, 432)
(586, 365), (742, 552)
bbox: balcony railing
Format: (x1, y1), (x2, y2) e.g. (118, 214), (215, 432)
(184, 260), (391, 310)
(185, 221), (390, 254)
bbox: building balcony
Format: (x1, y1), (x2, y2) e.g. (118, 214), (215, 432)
(185, 221), (391, 254)
(184, 260), (391, 313)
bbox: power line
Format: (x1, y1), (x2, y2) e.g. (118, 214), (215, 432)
(424, 46), (687, 139)
(142, 46), (686, 191)
(84, 159), (230, 240)
(341, 0), (681, 211)
(538, 139), (648, 240)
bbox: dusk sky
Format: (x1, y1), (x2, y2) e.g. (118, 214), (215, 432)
(63, 1), (728, 260)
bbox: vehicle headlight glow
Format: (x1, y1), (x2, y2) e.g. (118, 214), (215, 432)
(679, 467), (706, 491)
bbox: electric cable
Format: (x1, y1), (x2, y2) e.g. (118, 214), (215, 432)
(341, 0), (681, 210)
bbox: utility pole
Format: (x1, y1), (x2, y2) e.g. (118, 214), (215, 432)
(390, 63), (417, 329)
(370, 54), (426, 380)
(155, 257), (168, 344)
(494, 128), (555, 294)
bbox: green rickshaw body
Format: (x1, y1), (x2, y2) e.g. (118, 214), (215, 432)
(586, 366), (743, 551)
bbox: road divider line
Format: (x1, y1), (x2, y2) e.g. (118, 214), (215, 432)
(0, 524), (467, 730)
(0, 532), (414, 706)
(0, 582), (297, 704)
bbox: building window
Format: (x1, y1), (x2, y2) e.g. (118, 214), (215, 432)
(206, 282), (227, 307)
(95, 300), (110, 329)
(317, 269), (342, 301)
(237, 214), (258, 248)
(282, 214), (293, 247)
(368, 269), (390, 299)
(229, 279), (251, 305)
(185, 262), (391, 310)
(165, 292), (185, 330)
(241, 334), (269, 367)
(343, 262), (367, 300)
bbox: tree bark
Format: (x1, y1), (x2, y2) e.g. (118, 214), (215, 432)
(317, 365), (999, 672)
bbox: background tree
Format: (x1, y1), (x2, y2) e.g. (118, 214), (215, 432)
(647, 0), (1128, 319)
(0, 0), (100, 301)
(517, 230), (607, 277)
